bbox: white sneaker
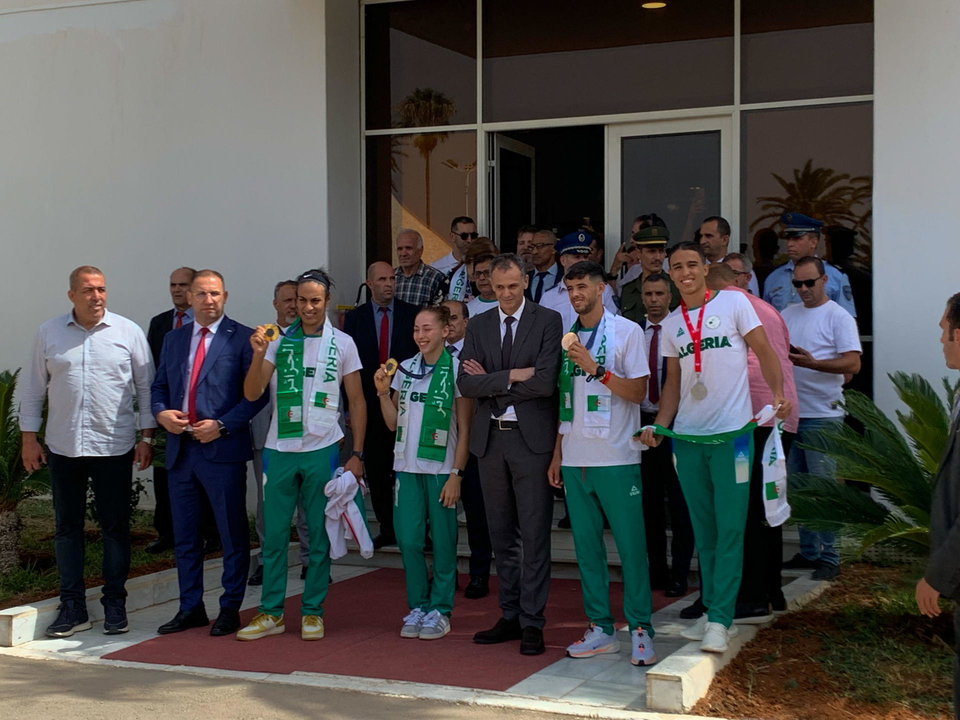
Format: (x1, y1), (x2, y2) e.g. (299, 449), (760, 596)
(418, 610), (451, 640)
(566, 624), (621, 658)
(681, 615), (709, 641)
(630, 628), (657, 666)
(700, 621), (732, 653)
(400, 608), (426, 638)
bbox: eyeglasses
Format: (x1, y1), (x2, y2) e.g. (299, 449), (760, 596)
(529, 242), (554, 250)
(455, 231), (479, 241)
(474, 269), (490, 278)
(791, 275), (824, 288)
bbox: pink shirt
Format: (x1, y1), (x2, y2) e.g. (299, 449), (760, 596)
(723, 286), (799, 433)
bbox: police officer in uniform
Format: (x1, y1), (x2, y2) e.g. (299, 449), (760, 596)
(762, 213), (856, 317)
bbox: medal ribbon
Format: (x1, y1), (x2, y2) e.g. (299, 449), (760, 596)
(679, 290), (709, 374)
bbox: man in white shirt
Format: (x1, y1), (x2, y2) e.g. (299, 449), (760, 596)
(432, 216), (479, 302)
(781, 256), (862, 581)
(21, 265), (156, 638)
(547, 261), (657, 667)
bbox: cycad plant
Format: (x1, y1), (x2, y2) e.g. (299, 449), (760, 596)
(790, 372), (958, 558)
(0, 369), (45, 573)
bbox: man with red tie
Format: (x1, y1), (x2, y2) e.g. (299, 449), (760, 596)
(151, 270), (267, 636)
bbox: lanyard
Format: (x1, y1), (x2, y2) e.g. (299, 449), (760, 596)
(573, 316), (602, 351)
(679, 290), (709, 373)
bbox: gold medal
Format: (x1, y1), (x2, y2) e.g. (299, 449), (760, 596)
(262, 324), (281, 342)
(384, 358), (399, 377)
(561, 332), (579, 351)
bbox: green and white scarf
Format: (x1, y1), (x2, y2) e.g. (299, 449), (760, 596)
(558, 312), (615, 438)
(275, 319), (340, 451)
(395, 349), (455, 462)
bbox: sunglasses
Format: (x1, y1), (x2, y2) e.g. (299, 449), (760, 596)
(456, 231), (480, 241)
(791, 275), (824, 289)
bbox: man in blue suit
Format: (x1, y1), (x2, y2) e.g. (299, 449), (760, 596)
(151, 269), (266, 636)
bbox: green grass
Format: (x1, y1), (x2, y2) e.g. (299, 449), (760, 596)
(814, 564), (954, 715)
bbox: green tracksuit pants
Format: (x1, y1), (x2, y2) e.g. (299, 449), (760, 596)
(394, 471), (459, 616)
(562, 464), (653, 636)
(259, 443), (341, 617)
(673, 433), (753, 628)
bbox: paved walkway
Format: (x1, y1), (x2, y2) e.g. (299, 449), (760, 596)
(0, 562), (723, 719)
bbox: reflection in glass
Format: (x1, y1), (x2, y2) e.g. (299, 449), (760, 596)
(741, 0), (873, 103)
(365, 0), (476, 130)
(482, 0), (734, 122)
(366, 131), (477, 266)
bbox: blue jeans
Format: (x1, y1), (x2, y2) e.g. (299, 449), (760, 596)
(48, 451), (134, 608)
(787, 417), (842, 567)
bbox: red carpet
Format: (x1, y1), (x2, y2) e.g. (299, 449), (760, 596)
(105, 569), (677, 691)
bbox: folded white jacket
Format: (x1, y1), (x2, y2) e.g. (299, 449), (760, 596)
(324, 468), (374, 560)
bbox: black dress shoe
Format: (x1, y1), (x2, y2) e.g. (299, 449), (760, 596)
(556, 516), (571, 529)
(473, 617), (522, 644)
(665, 579), (688, 598)
(734, 602), (773, 624)
(679, 595), (706, 619)
(519, 626), (545, 655)
(372, 534), (396, 550)
(464, 575), (489, 599)
(145, 536), (174, 554)
(157, 606), (209, 634)
(248, 565), (263, 586)
(210, 608), (241, 636)
(300, 566), (307, 580)
(782, 552), (818, 570)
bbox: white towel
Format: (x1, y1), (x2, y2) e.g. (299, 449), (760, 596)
(324, 468), (374, 559)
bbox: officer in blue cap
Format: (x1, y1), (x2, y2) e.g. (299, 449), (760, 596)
(761, 212), (856, 317)
(539, 230), (619, 327)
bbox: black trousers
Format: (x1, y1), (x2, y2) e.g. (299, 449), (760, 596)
(641, 412), (694, 587)
(365, 410), (397, 539)
(737, 426), (795, 605)
(460, 453), (492, 578)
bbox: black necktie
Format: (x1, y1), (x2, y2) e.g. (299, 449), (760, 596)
(501, 316), (515, 368)
(446, 344), (457, 357)
(533, 272), (548, 302)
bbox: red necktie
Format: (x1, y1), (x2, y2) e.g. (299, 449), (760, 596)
(175, 311), (185, 328)
(188, 327), (209, 425)
(378, 308), (389, 365)
(648, 323), (661, 405)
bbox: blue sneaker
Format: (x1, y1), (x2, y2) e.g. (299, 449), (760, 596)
(103, 604), (129, 635)
(418, 610), (451, 640)
(565, 624), (620, 658)
(45, 602), (92, 638)
(631, 628), (657, 666)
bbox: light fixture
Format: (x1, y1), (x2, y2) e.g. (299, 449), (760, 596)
(642, 2), (667, 8)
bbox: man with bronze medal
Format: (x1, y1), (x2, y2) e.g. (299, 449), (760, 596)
(639, 242), (791, 654)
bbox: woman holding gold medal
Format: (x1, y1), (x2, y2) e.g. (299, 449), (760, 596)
(374, 304), (472, 640)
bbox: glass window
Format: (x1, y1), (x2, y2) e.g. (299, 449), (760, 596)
(741, 0), (873, 104)
(366, 131), (478, 265)
(365, 0), (477, 130)
(482, 0), (734, 123)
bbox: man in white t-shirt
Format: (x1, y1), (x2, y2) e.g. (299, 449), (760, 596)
(547, 261), (657, 667)
(781, 256), (861, 581)
(539, 230), (619, 328)
(432, 216), (479, 301)
(639, 242), (790, 654)
(238, 269), (367, 642)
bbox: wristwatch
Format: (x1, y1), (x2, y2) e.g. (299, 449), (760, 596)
(593, 365), (606, 381)
(217, 420), (229, 438)
(140, 437), (156, 446)
(450, 468), (463, 477)
(352, 450), (365, 461)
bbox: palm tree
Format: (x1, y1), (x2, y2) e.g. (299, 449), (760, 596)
(0, 370), (44, 573)
(789, 372), (958, 558)
(749, 159), (872, 239)
(397, 88), (457, 228)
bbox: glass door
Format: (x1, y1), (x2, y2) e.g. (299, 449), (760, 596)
(606, 117), (733, 256)
(491, 133), (536, 252)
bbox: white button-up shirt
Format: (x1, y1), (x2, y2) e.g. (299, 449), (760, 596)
(19, 309), (156, 457)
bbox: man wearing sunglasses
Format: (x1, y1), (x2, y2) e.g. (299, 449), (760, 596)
(762, 212), (856, 317)
(432, 216), (480, 302)
(781, 256), (861, 581)
(525, 229), (563, 303)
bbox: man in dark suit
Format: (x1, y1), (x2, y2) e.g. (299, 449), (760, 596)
(343, 261), (418, 548)
(151, 269), (266, 636)
(459, 253), (562, 655)
(145, 267), (194, 554)
(525, 229), (563, 303)
(918, 292), (960, 719)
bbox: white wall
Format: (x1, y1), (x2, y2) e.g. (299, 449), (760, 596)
(0, 0), (361, 379)
(873, 0), (960, 414)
